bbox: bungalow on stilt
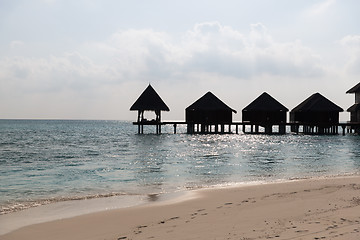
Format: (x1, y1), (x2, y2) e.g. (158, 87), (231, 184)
(242, 92), (288, 134)
(186, 92), (237, 134)
(290, 93), (343, 134)
(346, 82), (360, 134)
(130, 84), (170, 134)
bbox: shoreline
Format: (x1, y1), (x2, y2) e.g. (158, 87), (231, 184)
(0, 175), (345, 235)
(2, 175), (360, 240)
(0, 186), (200, 235)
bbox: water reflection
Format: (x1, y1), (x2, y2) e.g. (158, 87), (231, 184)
(184, 135), (234, 187)
(128, 128), (360, 193)
(343, 135), (360, 170)
(240, 135), (287, 179)
(130, 134), (169, 193)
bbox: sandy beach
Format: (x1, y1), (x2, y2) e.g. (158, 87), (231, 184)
(1, 176), (360, 240)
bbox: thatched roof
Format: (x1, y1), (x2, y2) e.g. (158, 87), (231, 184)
(346, 82), (360, 93)
(186, 92), (237, 113)
(347, 103), (360, 112)
(243, 92), (288, 112)
(291, 93), (343, 113)
(130, 84), (170, 111)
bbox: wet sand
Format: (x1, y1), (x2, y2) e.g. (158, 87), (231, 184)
(1, 176), (360, 240)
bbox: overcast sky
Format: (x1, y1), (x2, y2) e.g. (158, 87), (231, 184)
(1, 0), (359, 121)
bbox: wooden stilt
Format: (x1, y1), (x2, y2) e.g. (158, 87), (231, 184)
(279, 124), (285, 134)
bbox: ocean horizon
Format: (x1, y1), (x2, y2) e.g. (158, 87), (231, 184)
(1, 119), (359, 216)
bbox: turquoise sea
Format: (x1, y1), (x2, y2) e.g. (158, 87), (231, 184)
(1, 119), (359, 215)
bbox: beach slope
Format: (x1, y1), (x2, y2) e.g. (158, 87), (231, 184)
(2, 176), (360, 240)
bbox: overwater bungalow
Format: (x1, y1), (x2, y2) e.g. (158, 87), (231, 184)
(346, 82), (360, 133)
(290, 93), (343, 134)
(242, 92), (288, 134)
(130, 84), (170, 134)
(185, 91), (237, 133)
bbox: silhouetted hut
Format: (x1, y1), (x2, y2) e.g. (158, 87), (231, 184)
(186, 92), (237, 133)
(242, 92), (288, 134)
(130, 84), (170, 134)
(290, 93), (343, 134)
(346, 82), (360, 133)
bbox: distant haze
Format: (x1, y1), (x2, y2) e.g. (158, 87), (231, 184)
(0, 0), (359, 121)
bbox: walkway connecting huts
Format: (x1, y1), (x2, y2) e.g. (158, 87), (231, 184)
(186, 92), (237, 133)
(242, 92), (288, 134)
(346, 82), (360, 134)
(290, 93), (343, 134)
(130, 84), (170, 134)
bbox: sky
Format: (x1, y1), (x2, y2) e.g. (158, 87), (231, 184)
(0, 0), (359, 121)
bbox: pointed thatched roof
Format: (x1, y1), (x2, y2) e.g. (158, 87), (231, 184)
(346, 82), (360, 93)
(243, 92), (288, 112)
(291, 93), (343, 113)
(130, 84), (170, 111)
(186, 92), (237, 113)
(347, 103), (360, 112)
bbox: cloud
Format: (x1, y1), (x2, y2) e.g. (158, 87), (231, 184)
(340, 35), (360, 48)
(79, 22), (324, 82)
(0, 52), (115, 96)
(0, 22), (339, 119)
(1, 22), (327, 95)
(10, 40), (24, 48)
(306, 0), (336, 16)
(179, 22), (323, 79)
(340, 35), (360, 75)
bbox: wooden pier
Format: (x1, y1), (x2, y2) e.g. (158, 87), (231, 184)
(133, 121), (360, 135)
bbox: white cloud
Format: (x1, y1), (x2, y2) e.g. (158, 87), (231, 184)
(306, 0), (336, 16)
(178, 22), (323, 79)
(340, 35), (360, 48)
(340, 35), (360, 75)
(0, 53), (115, 95)
(1, 22), (327, 97)
(249, 23), (273, 48)
(78, 21), (325, 82)
(10, 40), (24, 48)
(0, 22), (353, 119)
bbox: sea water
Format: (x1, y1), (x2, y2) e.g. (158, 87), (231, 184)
(1, 120), (360, 216)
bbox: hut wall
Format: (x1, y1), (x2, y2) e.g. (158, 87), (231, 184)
(356, 110), (360, 122)
(290, 112), (296, 123)
(350, 111), (360, 122)
(290, 112), (339, 124)
(242, 111), (286, 124)
(186, 110), (233, 124)
(350, 112), (355, 122)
